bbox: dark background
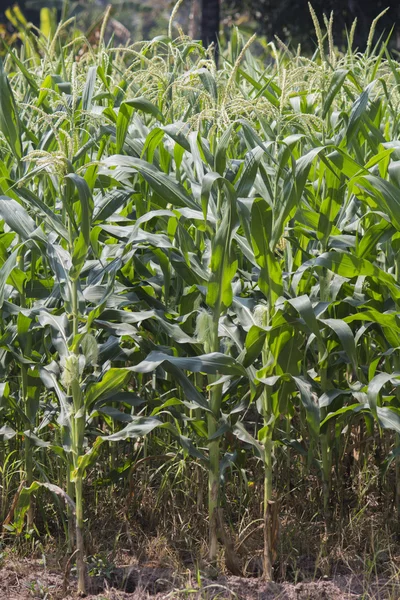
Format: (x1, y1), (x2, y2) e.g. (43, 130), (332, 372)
(224, 0), (400, 51)
(1, 0), (399, 53)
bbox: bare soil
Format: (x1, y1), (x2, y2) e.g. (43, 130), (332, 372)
(0, 559), (399, 600)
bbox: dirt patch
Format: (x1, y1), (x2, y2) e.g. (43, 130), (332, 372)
(0, 559), (399, 599)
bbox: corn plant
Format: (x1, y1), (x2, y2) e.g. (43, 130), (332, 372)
(0, 5), (400, 590)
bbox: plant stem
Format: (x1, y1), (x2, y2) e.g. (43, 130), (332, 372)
(261, 308), (274, 580)
(263, 433), (273, 580)
(69, 228), (86, 595)
(75, 474), (86, 595)
(18, 253), (34, 528)
(66, 455), (75, 552)
(207, 302), (222, 567)
(71, 376), (86, 596)
(207, 383), (222, 565)
(61, 0), (69, 22)
(320, 420), (331, 531)
(319, 266), (331, 534)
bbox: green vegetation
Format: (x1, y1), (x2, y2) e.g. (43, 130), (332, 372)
(1, 5), (400, 595)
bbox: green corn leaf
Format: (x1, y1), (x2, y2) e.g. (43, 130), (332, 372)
(102, 156), (198, 210)
(318, 318), (358, 371)
(116, 98), (164, 153)
(0, 249), (18, 308)
(251, 197), (282, 306)
(201, 174), (238, 310)
(0, 59), (22, 160)
(65, 173), (93, 247)
(377, 407), (400, 434)
(322, 69), (348, 118)
(0, 196), (45, 242)
(367, 372), (399, 419)
(294, 252), (400, 301)
(81, 66), (97, 112)
(345, 83), (374, 144)
(129, 351), (247, 377)
(354, 174), (400, 232)
(85, 369), (130, 409)
(257, 372), (320, 437)
(214, 124), (234, 175)
(101, 416), (163, 441)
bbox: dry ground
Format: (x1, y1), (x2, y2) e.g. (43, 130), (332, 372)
(1, 558), (400, 600)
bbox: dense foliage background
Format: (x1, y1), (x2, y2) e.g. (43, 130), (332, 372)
(2, 0), (400, 51)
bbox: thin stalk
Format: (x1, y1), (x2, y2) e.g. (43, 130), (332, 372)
(263, 433), (273, 580)
(18, 253), (34, 529)
(286, 415), (291, 493)
(22, 368), (33, 529)
(71, 275), (79, 339)
(207, 305), (222, 567)
(61, 0), (69, 22)
(71, 375), (86, 596)
(394, 257), (400, 526)
(59, 421), (75, 552)
(260, 307), (274, 581)
(207, 385), (222, 565)
(66, 456), (75, 552)
(68, 207), (86, 595)
(206, 183), (230, 569)
(395, 432), (400, 525)
(319, 266), (331, 535)
(74, 475), (85, 595)
(320, 418), (331, 529)
(319, 352), (331, 533)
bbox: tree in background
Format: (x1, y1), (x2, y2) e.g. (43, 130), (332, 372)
(2, 0), (399, 52)
(201, 0), (220, 49)
(0, 1), (40, 27)
(0, 0), (175, 42)
(224, 0), (400, 51)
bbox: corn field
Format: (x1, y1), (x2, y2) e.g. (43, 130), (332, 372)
(1, 5), (400, 596)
